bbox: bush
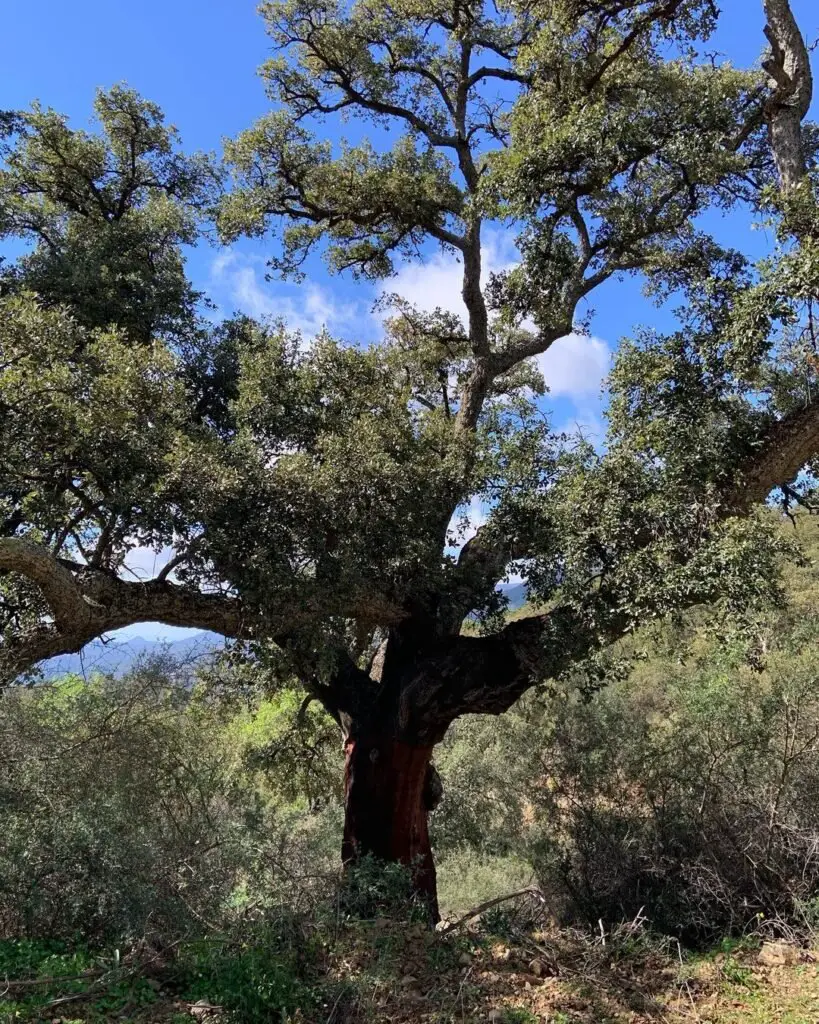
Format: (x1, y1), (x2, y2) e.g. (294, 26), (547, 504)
(526, 628), (819, 939)
(175, 920), (319, 1024)
(6, 533), (819, 950)
(436, 850), (534, 919)
(432, 529), (819, 941)
(339, 855), (429, 922)
(0, 656), (341, 943)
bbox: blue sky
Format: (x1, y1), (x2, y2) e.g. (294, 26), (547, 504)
(2, 0), (817, 644)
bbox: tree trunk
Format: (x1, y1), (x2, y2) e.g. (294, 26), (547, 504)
(341, 734), (439, 922)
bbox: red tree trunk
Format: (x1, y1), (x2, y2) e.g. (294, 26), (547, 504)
(341, 735), (439, 922)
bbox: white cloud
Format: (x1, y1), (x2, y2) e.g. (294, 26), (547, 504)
(381, 230), (517, 323)
(213, 243), (613, 400)
(535, 333), (612, 399)
(459, 495), (488, 545)
(211, 250), (363, 339)
(379, 234), (612, 401)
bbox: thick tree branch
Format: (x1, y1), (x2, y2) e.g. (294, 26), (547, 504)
(0, 538), (91, 632)
(290, 644), (379, 737)
(465, 66), (530, 90)
(0, 538), (246, 683)
(763, 0), (814, 190)
(395, 603), (623, 744)
(730, 400), (819, 510)
(439, 524), (523, 635)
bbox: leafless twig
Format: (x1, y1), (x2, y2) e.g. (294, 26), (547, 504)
(438, 886), (547, 934)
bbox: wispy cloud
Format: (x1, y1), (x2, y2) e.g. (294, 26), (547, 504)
(378, 232), (612, 402)
(211, 249), (366, 339)
(554, 405), (608, 444)
(443, 495), (490, 564)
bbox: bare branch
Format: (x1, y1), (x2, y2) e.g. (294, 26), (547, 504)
(763, 0), (814, 189)
(439, 887), (546, 934)
(155, 540), (202, 582)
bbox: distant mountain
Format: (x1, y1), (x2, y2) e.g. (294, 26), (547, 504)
(40, 632), (224, 678)
(503, 582), (527, 609)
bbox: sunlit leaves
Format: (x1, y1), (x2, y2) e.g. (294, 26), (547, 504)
(0, 86), (218, 343)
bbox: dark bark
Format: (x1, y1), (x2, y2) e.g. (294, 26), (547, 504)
(324, 605), (603, 918)
(341, 733), (439, 922)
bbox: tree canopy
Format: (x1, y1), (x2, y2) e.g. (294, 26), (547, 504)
(1, 0), (818, 914)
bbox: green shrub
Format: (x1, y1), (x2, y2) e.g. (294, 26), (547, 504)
(175, 921), (318, 1024)
(524, 624), (819, 939)
(0, 656), (341, 943)
(433, 529), (819, 941)
(339, 855), (428, 921)
(0, 938), (160, 1022)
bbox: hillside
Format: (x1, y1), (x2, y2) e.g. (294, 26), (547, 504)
(4, 512), (819, 1023)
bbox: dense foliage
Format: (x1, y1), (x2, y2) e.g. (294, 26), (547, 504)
(442, 518), (819, 939)
(0, 2), (815, 679)
(0, 659), (342, 942)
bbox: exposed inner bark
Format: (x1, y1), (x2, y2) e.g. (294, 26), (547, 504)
(341, 734), (439, 922)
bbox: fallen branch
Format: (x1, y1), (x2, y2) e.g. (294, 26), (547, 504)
(0, 969), (102, 991)
(437, 886), (547, 935)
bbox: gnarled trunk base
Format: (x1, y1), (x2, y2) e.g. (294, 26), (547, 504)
(342, 736), (439, 922)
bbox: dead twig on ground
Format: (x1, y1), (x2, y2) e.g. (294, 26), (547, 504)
(438, 887), (548, 935)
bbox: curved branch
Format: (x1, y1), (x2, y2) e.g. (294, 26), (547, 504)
(155, 540), (202, 582)
(0, 538), (246, 683)
(465, 66), (530, 90)
(288, 644), (379, 737)
(440, 525), (522, 634)
(0, 625), (88, 683)
(0, 538), (91, 631)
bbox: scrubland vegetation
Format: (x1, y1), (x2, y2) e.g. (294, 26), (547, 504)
(4, 515), (819, 1021)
